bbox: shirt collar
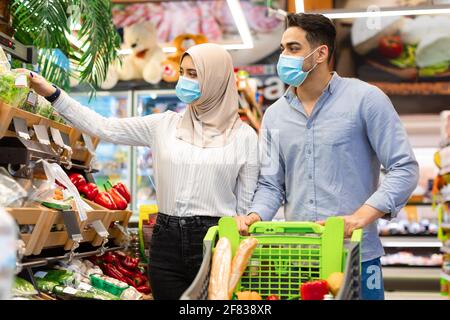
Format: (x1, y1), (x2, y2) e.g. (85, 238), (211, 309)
(283, 71), (340, 101)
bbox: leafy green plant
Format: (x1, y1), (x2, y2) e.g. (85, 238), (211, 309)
(9, 0), (120, 91)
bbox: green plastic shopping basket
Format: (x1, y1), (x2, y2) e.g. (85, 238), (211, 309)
(181, 216), (362, 300)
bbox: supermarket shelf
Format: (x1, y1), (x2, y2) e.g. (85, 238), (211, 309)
(19, 246), (124, 269)
(441, 246), (450, 254)
(385, 291), (448, 300)
(381, 236), (442, 248)
(382, 264), (442, 268)
(383, 266), (441, 280)
(405, 202), (433, 206)
(441, 223), (450, 230)
(441, 272), (450, 282)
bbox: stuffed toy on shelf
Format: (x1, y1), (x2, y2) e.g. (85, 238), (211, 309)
(101, 21), (165, 89)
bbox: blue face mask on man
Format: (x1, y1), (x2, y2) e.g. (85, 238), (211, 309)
(276, 46), (320, 87)
(175, 76), (201, 104)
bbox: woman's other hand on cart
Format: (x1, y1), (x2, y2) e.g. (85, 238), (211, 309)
(316, 204), (385, 238)
(14, 69), (56, 97)
(235, 213), (261, 235)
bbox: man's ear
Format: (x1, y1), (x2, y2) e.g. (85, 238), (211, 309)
(316, 45), (329, 64)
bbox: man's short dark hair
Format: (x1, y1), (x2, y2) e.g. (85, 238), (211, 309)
(286, 13), (336, 62)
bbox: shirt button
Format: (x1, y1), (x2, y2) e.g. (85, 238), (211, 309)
(180, 219), (186, 225)
(309, 200), (314, 204)
(308, 174), (312, 179)
(307, 149), (312, 155)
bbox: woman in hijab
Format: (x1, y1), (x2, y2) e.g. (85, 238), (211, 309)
(23, 43), (259, 299)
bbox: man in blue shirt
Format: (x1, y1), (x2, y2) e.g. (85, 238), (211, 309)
(235, 13), (419, 300)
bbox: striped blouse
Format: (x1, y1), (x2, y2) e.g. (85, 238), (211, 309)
(53, 92), (260, 217)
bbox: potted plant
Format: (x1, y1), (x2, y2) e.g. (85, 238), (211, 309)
(7, 0), (120, 91)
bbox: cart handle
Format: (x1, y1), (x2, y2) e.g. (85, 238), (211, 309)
(203, 226), (219, 252)
(249, 221), (324, 235)
(351, 228), (363, 243)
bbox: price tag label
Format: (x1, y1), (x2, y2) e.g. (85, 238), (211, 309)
(60, 132), (71, 147)
(61, 210), (83, 242)
(34, 271), (47, 279)
(82, 133), (95, 154)
(90, 220), (109, 238)
(13, 117), (30, 140)
(63, 287), (78, 295)
(14, 74), (28, 87)
(50, 127), (66, 148)
(78, 282), (92, 291)
(33, 125), (51, 145)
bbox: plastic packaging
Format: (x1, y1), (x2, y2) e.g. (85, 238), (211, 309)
(0, 168), (28, 208)
(29, 160), (92, 220)
(0, 208), (17, 300)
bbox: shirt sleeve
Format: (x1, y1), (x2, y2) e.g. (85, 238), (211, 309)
(52, 91), (168, 147)
(248, 115), (286, 221)
(362, 86), (419, 219)
(235, 129), (260, 216)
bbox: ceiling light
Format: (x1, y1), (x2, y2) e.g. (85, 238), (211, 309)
(295, 0), (450, 19)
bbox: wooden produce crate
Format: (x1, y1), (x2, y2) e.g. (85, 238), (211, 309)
(39, 203), (112, 252)
(0, 101), (42, 139)
(0, 101), (72, 139)
(69, 128), (100, 166)
(83, 199), (132, 246)
(6, 207), (58, 256)
(108, 210), (133, 245)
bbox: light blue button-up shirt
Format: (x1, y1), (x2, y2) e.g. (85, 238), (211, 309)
(249, 72), (419, 262)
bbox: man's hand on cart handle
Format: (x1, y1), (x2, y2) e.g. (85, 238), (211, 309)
(14, 69), (57, 97)
(235, 213), (261, 236)
(316, 204), (385, 238)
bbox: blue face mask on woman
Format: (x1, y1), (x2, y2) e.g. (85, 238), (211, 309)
(175, 76), (201, 104)
(277, 46), (320, 87)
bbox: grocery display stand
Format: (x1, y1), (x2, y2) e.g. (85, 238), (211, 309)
(0, 96), (132, 297)
(181, 217), (362, 300)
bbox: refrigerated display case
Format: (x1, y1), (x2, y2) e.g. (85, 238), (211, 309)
(132, 90), (187, 212)
(71, 91), (133, 200)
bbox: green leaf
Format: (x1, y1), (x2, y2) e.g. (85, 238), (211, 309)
(10, 0), (121, 94)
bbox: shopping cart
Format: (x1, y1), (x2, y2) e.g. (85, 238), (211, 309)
(181, 216), (362, 300)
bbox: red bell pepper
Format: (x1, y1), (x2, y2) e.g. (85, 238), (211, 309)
(132, 273), (147, 287)
(103, 264), (128, 284)
(94, 191), (117, 210)
(78, 182), (99, 201)
(101, 252), (119, 265)
(104, 184), (128, 210)
(121, 256), (140, 270)
(300, 280), (329, 300)
(266, 295), (280, 300)
(69, 173), (86, 188)
(116, 264), (135, 279)
(107, 181), (131, 204)
(136, 285), (151, 294)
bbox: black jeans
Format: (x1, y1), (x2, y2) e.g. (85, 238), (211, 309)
(148, 213), (220, 300)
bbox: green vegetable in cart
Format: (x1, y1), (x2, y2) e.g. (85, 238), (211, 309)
(300, 280), (329, 300)
(12, 277), (38, 297)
